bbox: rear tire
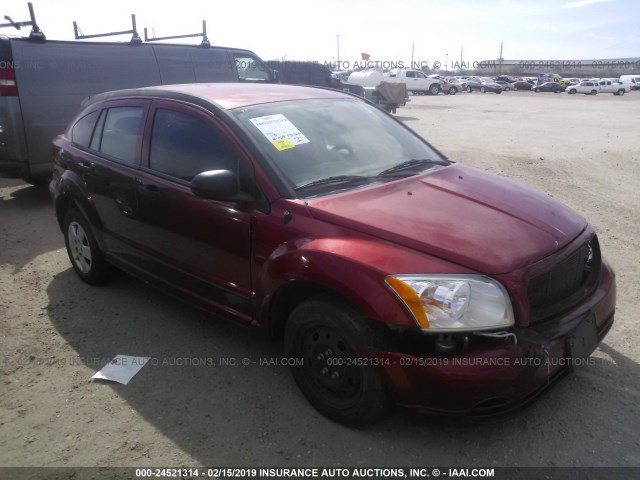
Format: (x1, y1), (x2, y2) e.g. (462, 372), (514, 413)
(284, 295), (391, 426)
(591, 90), (597, 95)
(63, 208), (112, 285)
(534, 88), (540, 92)
(480, 86), (486, 93)
(448, 87), (457, 95)
(466, 86), (472, 93)
(568, 89), (576, 94)
(617, 90), (625, 96)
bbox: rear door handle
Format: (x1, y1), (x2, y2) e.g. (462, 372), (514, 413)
(77, 161), (95, 171)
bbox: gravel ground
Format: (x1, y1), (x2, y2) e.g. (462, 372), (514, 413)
(1, 90), (639, 469)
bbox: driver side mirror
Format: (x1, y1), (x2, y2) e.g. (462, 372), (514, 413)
(190, 170), (254, 202)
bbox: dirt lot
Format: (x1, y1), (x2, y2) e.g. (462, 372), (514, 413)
(1, 90), (639, 469)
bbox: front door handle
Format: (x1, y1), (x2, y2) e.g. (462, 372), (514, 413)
(137, 182), (162, 200)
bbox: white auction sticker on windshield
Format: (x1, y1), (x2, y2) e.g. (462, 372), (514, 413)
(249, 114), (310, 151)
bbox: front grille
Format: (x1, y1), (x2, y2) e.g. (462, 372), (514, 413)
(527, 236), (601, 323)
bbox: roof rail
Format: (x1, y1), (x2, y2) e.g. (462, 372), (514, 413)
(0, 2), (45, 41)
(73, 13), (142, 44)
(144, 20), (210, 47)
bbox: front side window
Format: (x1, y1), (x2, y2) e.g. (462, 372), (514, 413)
(70, 111), (99, 148)
(93, 107), (144, 164)
(149, 108), (238, 182)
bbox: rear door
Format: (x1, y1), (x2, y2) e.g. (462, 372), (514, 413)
(64, 99), (150, 264)
(132, 99), (256, 320)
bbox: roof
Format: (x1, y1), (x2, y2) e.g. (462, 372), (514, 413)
(83, 83), (353, 110)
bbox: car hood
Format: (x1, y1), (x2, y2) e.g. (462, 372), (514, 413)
(306, 165), (586, 274)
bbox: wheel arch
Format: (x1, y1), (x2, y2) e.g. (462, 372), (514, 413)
(55, 172), (106, 250)
(254, 236), (465, 340)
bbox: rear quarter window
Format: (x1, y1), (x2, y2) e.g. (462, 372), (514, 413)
(70, 111), (99, 148)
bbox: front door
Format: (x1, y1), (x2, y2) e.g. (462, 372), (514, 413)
(133, 100), (255, 320)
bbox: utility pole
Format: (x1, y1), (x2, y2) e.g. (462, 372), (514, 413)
(411, 42), (414, 68)
(445, 53), (449, 72)
(336, 35), (340, 69)
(498, 41), (503, 74)
(460, 46), (463, 71)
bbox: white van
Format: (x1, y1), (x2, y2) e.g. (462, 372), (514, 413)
(0, 35), (274, 183)
(619, 75), (640, 91)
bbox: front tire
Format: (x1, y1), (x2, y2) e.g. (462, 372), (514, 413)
(63, 208), (112, 285)
(467, 86), (472, 93)
(534, 88), (540, 92)
(448, 87), (457, 95)
(284, 295), (390, 426)
(568, 89), (576, 94)
(480, 86), (486, 93)
(617, 89), (625, 96)
(429, 84), (440, 95)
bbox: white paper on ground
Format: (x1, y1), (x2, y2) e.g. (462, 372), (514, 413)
(91, 355), (151, 385)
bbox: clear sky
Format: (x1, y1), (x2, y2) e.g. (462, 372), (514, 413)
(3, 0), (638, 68)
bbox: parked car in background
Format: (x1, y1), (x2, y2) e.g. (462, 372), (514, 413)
(563, 78), (581, 86)
(495, 75), (519, 83)
(384, 69), (442, 95)
(50, 83), (615, 426)
(512, 81), (533, 91)
(266, 60), (332, 87)
(466, 78), (502, 94)
(566, 81), (600, 95)
(496, 81), (513, 91)
(440, 78), (464, 95)
(619, 75), (640, 91)
(534, 82), (566, 93)
(597, 79), (629, 96)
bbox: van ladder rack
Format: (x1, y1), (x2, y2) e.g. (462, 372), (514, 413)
(73, 14), (142, 44)
(144, 20), (210, 47)
(1, 2), (45, 40)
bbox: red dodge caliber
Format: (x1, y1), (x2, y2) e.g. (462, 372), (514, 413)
(51, 83), (616, 425)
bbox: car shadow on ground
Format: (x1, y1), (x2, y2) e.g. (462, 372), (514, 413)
(46, 268), (640, 466)
(0, 180), (62, 272)
(393, 116), (419, 122)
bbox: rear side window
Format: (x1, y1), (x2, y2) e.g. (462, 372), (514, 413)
(149, 108), (237, 181)
(70, 111), (99, 148)
(92, 107), (144, 164)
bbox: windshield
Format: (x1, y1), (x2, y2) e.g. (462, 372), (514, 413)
(231, 98), (447, 196)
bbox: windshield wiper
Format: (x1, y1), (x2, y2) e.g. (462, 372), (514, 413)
(376, 159), (446, 177)
(294, 175), (369, 191)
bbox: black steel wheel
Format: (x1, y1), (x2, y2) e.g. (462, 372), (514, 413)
(284, 295), (390, 426)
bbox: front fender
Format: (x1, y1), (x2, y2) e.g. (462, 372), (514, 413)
(256, 236), (474, 329)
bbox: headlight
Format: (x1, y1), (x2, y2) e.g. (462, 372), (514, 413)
(385, 275), (514, 332)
